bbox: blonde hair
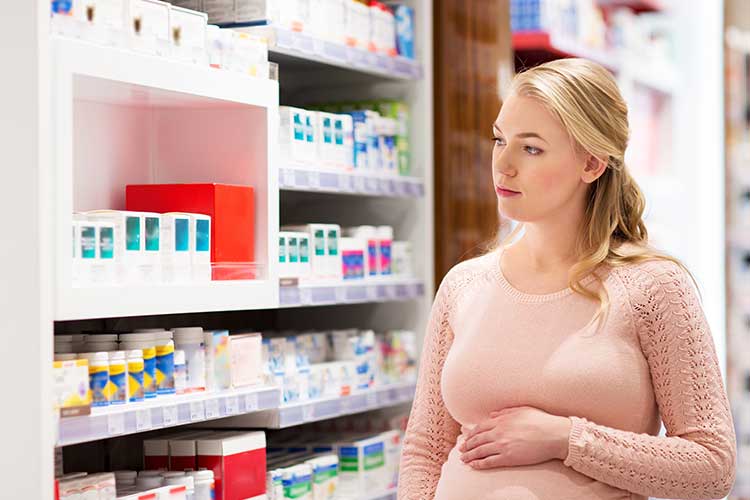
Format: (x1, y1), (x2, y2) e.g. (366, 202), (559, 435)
(501, 58), (695, 327)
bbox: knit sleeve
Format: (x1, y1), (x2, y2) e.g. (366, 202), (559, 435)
(398, 271), (462, 500)
(563, 261), (737, 499)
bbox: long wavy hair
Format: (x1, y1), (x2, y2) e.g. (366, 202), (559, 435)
(500, 58), (695, 327)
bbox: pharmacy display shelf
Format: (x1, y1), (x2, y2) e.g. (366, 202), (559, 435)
(362, 487), (398, 500)
(56, 385), (281, 447)
(51, 36), (279, 108)
(208, 380), (417, 429)
(279, 166), (425, 198)
(279, 279), (425, 308)
(512, 31), (618, 71)
(57, 280), (279, 321)
(241, 25), (422, 81)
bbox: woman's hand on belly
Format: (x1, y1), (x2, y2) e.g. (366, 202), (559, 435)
(459, 406), (572, 470)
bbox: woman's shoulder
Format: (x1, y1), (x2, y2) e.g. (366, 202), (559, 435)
(438, 250), (498, 298)
(606, 244), (695, 299)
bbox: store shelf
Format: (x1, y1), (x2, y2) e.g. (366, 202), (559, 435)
(279, 279), (425, 308)
(56, 385), (281, 447)
(597, 0), (663, 13)
(361, 487), (398, 500)
(239, 25), (421, 80)
(279, 166), (424, 198)
(52, 36), (278, 108)
(512, 31), (618, 71)
(56, 280), (279, 321)
(210, 381), (416, 429)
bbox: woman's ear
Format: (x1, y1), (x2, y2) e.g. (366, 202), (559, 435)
(582, 155), (607, 184)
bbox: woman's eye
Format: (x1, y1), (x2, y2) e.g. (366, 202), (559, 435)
(492, 136), (505, 146)
(524, 145), (542, 155)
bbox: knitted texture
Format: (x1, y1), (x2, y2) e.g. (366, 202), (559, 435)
(398, 253), (736, 500)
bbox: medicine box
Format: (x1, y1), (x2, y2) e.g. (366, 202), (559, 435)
(280, 106), (314, 165)
(160, 213), (192, 284)
(169, 5), (208, 64)
(86, 210), (162, 284)
(53, 359), (91, 418)
(229, 332), (263, 388)
(388, 3), (415, 59)
(143, 438), (170, 470)
(205, 330), (231, 391)
(196, 431), (267, 500)
(315, 111), (339, 168)
(126, 183), (253, 281)
(283, 224), (337, 280)
(334, 434), (387, 497)
(340, 237), (365, 280)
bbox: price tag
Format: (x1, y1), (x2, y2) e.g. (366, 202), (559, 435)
(189, 401), (205, 422)
(107, 413), (125, 436)
(136, 409), (151, 431)
(302, 405), (315, 421)
(162, 405), (178, 426)
(366, 285), (377, 301)
(205, 399), (220, 419)
(334, 286), (347, 303)
(300, 288), (313, 305)
(245, 392), (259, 412)
(308, 171), (321, 189)
(281, 169), (295, 188)
(225, 396), (239, 415)
(366, 393), (378, 408)
(340, 397), (352, 414)
(355, 175), (366, 192)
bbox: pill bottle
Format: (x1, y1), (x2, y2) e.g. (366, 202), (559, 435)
(107, 351), (128, 404)
(80, 352), (110, 407)
(154, 331), (175, 395)
(188, 470), (215, 500)
(126, 349), (145, 402)
(120, 332), (157, 398)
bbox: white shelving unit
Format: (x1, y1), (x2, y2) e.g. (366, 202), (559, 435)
(1, 1), (433, 497)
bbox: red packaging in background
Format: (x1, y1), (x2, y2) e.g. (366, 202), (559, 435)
(126, 184), (255, 280)
(196, 431), (266, 500)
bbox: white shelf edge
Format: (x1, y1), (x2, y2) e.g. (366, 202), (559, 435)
(360, 486), (398, 500)
(279, 279), (425, 308)
(279, 166), (424, 198)
(235, 24), (421, 81)
(56, 279), (279, 321)
(210, 381), (416, 429)
(56, 385), (281, 447)
(52, 35), (279, 108)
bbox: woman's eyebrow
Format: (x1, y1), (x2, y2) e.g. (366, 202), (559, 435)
(517, 132), (549, 144)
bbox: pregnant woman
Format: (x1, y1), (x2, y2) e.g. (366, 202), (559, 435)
(398, 58), (736, 500)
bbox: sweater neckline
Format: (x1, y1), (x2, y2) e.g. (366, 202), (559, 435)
(490, 246), (599, 303)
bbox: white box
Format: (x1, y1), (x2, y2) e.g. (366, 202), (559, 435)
(190, 213), (212, 283)
(336, 113), (354, 170)
(128, 0), (171, 56)
(324, 224), (342, 279)
(280, 106), (313, 165)
(229, 332), (263, 387)
(169, 5), (208, 64)
(315, 111), (339, 168)
(283, 224), (330, 280)
(334, 434), (387, 497)
(86, 210), (161, 284)
(161, 213), (193, 284)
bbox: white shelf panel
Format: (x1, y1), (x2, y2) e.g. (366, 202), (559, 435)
(210, 381), (416, 429)
(360, 487), (397, 500)
(242, 25), (421, 80)
(56, 385), (281, 447)
(56, 280), (279, 321)
(279, 279), (425, 308)
(52, 36), (279, 108)
(279, 166), (424, 198)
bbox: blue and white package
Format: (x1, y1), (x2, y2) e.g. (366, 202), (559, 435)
(343, 111), (369, 170)
(389, 3), (415, 59)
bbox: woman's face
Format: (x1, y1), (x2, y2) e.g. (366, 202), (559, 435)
(492, 94), (597, 223)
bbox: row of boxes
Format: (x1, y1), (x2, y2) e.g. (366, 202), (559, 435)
(279, 223), (413, 282)
(260, 329), (417, 404)
(72, 210), (211, 286)
(51, 0), (272, 77)
(178, 0), (415, 60)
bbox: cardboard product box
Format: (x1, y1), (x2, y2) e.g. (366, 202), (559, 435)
(197, 431), (267, 500)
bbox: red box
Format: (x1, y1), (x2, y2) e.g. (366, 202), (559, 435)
(197, 431), (266, 500)
(126, 183), (255, 280)
(143, 438), (169, 470)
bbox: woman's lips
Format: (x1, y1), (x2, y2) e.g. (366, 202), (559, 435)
(496, 186), (521, 197)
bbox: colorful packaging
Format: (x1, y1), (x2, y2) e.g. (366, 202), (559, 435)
(205, 330), (231, 391)
(53, 358), (91, 416)
(155, 337), (176, 395)
(388, 3), (415, 58)
(196, 431), (267, 500)
(107, 351), (128, 405)
(126, 349), (145, 402)
(81, 352), (110, 407)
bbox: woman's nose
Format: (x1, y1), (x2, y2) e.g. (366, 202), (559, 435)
(494, 148), (517, 177)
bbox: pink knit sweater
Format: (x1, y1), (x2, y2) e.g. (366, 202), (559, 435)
(398, 249), (736, 500)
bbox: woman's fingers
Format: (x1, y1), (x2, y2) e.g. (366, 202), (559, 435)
(468, 453), (509, 470)
(462, 416), (499, 441)
(461, 442), (503, 463)
(461, 427), (498, 452)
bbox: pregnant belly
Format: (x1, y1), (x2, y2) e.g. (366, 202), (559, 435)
(433, 445), (637, 500)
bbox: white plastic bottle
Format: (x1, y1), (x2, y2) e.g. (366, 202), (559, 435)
(164, 472), (195, 500)
(80, 352), (110, 407)
(172, 327), (206, 392)
(188, 470), (215, 500)
(107, 351), (128, 404)
(174, 349), (187, 394)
